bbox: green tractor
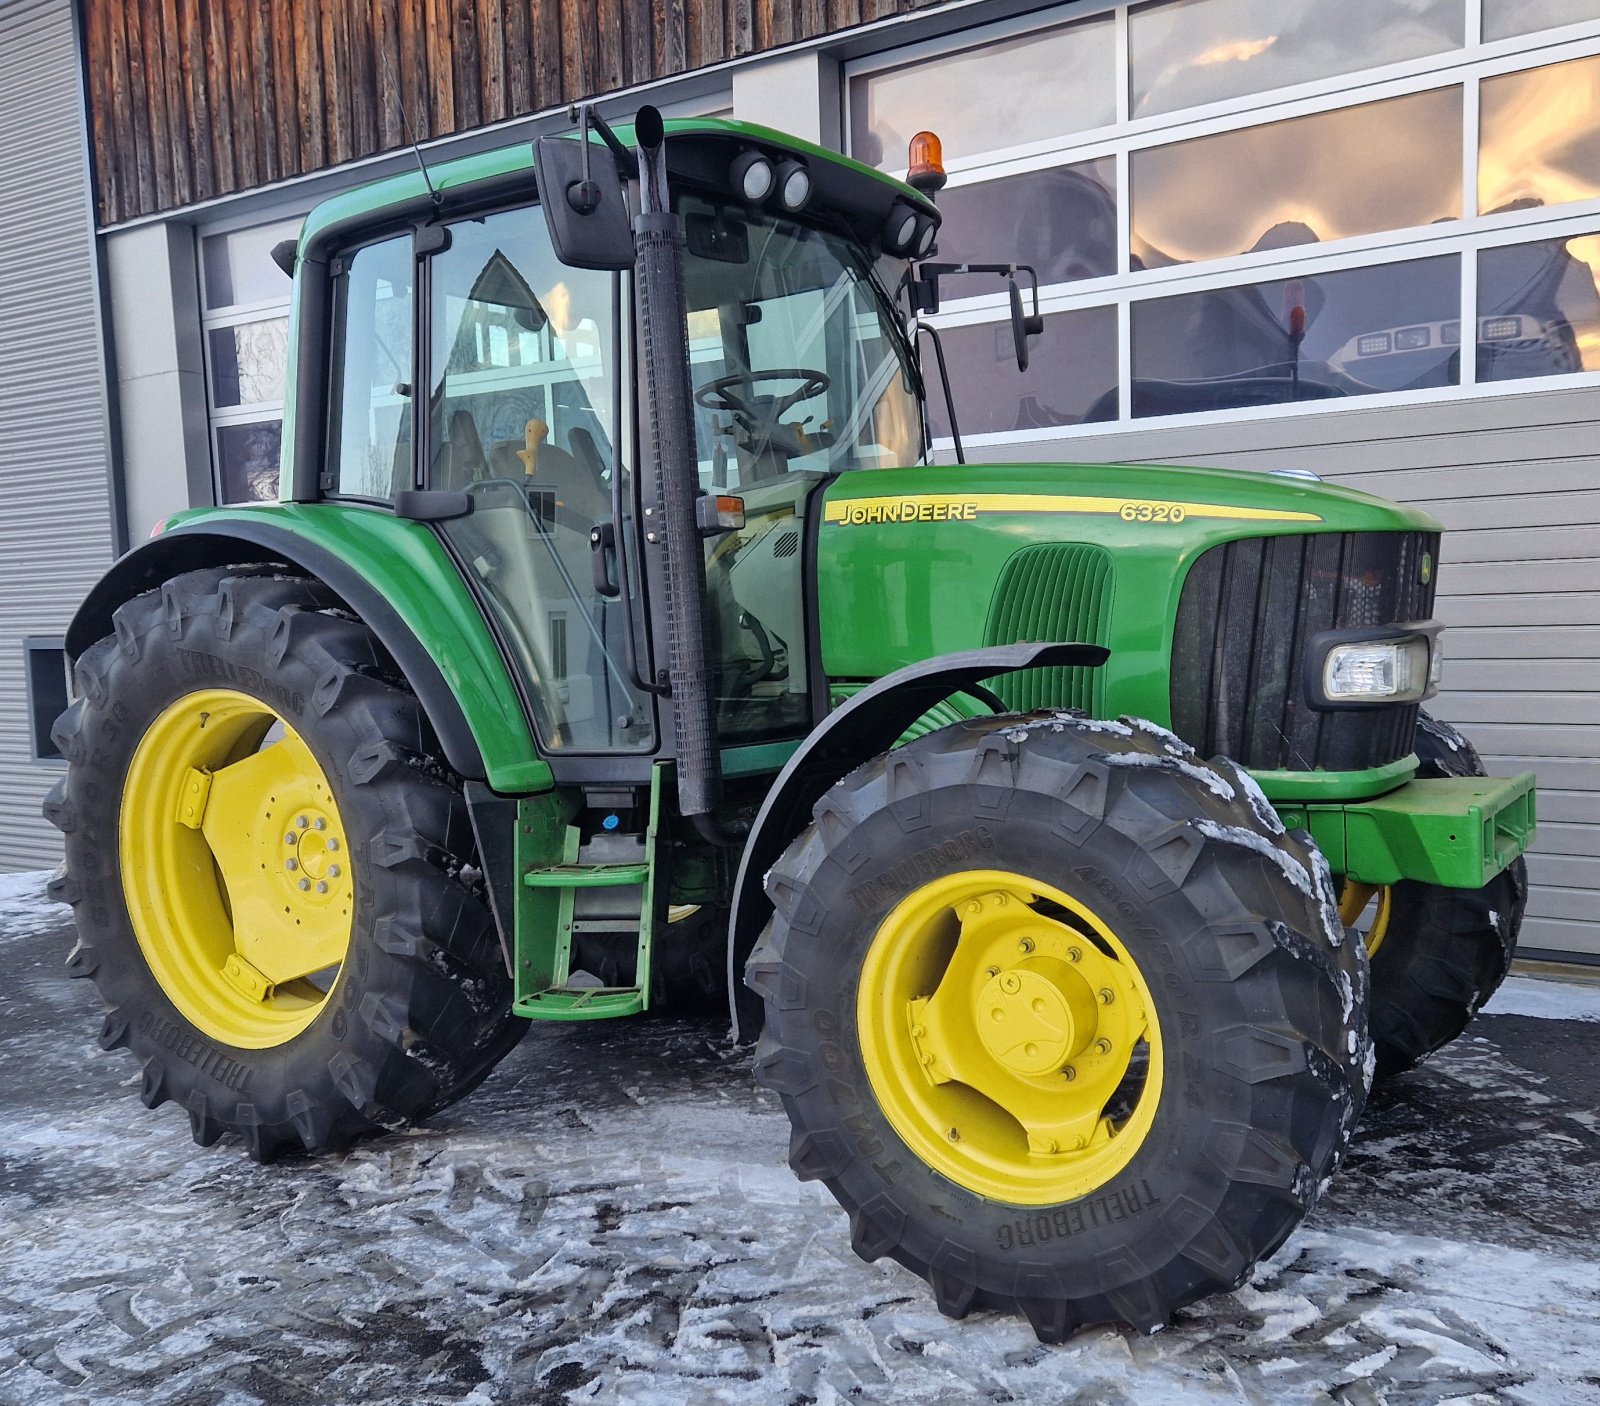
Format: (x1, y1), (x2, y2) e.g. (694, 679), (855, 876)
(46, 107), (1534, 1341)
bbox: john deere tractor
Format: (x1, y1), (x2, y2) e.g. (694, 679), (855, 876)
(46, 107), (1534, 1341)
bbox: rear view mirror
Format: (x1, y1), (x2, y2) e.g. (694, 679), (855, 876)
(1009, 281), (1030, 373)
(535, 133), (635, 271)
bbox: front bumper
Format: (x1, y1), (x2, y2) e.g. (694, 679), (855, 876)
(1277, 772), (1537, 890)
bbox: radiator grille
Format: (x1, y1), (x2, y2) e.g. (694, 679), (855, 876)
(1171, 531), (1441, 772)
(984, 544), (1113, 714)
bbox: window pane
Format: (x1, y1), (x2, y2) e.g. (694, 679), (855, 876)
(428, 209), (652, 753)
(1478, 232), (1600, 381)
(1130, 256), (1459, 416)
(936, 158), (1117, 286)
(1130, 0), (1462, 117)
(208, 317), (290, 408)
(1133, 89), (1461, 269)
(848, 16), (1114, 169)
(927, 307), (1119, 438)
(201, 217), (302, 310)
(1480, 55), (1600, 216)
(329, 237), (414, 499)
(216, 420), (282, 503)
(1483, 0), (1600, 42)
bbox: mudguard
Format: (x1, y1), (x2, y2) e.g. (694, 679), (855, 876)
(726, 641), (1109, 1040)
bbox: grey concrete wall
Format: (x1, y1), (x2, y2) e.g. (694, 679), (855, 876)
(104, 222), (214, 539)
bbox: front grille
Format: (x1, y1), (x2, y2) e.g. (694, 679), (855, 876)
(985, 543), (1113, 713)
(1170, 531), (1440, 772)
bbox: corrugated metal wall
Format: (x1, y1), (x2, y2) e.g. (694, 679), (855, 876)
(0, 0), (119, 869)
(975, 384), (1600, 958)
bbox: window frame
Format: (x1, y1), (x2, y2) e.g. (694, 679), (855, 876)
(196, 208), (308, 504)
(843, 2), (1600, 446)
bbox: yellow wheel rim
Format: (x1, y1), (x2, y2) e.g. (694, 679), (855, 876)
(1338, 880), (1393, 958)
(119, 688), (354, 1049)
(857, 869), (1163, 1206)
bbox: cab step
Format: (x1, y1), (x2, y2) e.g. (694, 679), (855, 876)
(516, 985), (646, 1020)
(523, 861), (649, 888)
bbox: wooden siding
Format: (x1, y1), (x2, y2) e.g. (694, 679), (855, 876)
(80, 0), (945, 225)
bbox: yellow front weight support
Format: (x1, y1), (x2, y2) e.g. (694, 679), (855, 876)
(859, 870), (1163, 1206)
(1338, 880), (1394, 958)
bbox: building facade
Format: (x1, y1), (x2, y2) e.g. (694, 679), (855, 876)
(3, 0), (1595, 957)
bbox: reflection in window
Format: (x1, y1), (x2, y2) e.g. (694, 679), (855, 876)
(329, 237), (414, 499)
(848, 15), (1113, 169)
(201, 217), (300, 310)
(207, 318), (289, 408)
(935, 159), (1116, 286)
(1483, 0), (1600, 42)
(216, 421), (283, 502)
(1479, 233), (1600, 381)
(1130, 0), (1462, 117)
(1481, 55), (1600, 216)
(1132, 89), (1461, 268)
(927, 307), (1118, 438)
(1130, 256), (1459, 417)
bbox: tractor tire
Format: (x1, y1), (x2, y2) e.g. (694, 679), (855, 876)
(44, 567), (526, 1161)
(1358, 711), (1529, 1078)
(747, 712), (1369, 1342)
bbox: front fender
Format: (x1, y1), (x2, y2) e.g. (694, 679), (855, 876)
(66, 505), (551, 793)
(725, 641), (1108, 1040)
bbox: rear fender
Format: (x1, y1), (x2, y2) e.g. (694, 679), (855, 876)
(726, 642), (1108, 1040)
(65, 517), (547, 791)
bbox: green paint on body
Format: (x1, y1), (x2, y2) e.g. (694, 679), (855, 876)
(167, 502), (552, 793)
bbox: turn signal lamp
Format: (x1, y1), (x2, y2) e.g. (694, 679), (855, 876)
(907, 130), (947, 194)
(696, 494), (746, 535)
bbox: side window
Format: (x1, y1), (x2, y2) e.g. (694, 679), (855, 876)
(328, 237), (414, 499)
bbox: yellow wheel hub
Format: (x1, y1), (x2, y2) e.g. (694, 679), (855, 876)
(120, 688), (353, 1048)
(1339, 880), (1393, 958)
(858, 870), (1163, 1205)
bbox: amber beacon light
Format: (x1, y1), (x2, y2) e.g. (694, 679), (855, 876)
(907, 130), (947, 194)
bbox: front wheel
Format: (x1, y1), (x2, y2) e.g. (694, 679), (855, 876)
(45, 567), (525, 1160)
(748, 713), (1370, 1341)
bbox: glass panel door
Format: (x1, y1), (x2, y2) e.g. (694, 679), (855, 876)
(426, 208), (653, 753)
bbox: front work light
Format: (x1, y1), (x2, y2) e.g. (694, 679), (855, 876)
(730, 150), (776, 203)
(883, 204), (919, 253)
(1320, 635), (1434, 704)
(775, 160), (812, 210)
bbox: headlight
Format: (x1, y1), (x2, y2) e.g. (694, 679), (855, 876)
(1307, 625), (1442, 708)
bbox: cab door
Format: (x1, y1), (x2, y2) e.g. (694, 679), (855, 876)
(420, 207), (655, 756)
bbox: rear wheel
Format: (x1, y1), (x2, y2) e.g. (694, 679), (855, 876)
(1353, 711), (1528, 1078)
(748, 713), (1369, 1341)
(45, 567), (526, 1160)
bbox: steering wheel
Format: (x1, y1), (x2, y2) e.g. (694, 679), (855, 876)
(693, 368), (831, 421)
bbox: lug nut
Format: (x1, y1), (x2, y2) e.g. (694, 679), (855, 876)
(296, 816), (309, 829)
(1062, 1066), (1077, 1082)
(316, 881), (329, 894)
(985, 965), (1001, 979)
(327, 864), (340, 878)
(1067, 946), (1082, 963)
(1095, 1038), (1112, 1056)
(285, 832), (298, 846)
(313, 817), (326, 831)
(1017, 937), (1033, 953)
(1099, 988), (1114, 1005)
(298, 878), (311, 892)
(285, 858), (298, 872)
(327, 838), (340, 852)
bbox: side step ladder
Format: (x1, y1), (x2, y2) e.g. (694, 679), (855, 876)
(512, 776), (661, 1021)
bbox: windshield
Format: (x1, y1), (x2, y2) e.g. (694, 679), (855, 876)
(678, 193), (924, 488)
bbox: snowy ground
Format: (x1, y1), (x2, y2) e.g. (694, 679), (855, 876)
(2, 870), (1598, 1406)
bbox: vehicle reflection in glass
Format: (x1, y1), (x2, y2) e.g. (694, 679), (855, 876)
(1478, 233), (1600, 382)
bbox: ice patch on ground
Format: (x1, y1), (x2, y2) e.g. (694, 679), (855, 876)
(0, 869), (59, 941)
(1483, 974), (1600, 1023)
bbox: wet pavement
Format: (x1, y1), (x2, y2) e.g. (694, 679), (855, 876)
(2, 870), (1598, 1406)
